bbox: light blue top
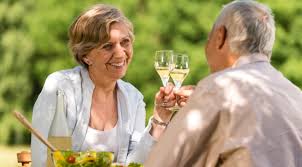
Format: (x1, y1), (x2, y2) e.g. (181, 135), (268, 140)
(31, 66), (156, 167)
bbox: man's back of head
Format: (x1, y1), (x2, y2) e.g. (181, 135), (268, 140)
(206, 0), (277, 73)
(217, 0), (276, 58)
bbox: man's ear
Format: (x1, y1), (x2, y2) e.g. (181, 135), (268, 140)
(215, 25), (227, 49)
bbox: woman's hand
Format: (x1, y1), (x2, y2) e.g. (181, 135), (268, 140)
(174, 85), (195, 107)
(150, 83), (175, 139)
(153, 82), (176, 123)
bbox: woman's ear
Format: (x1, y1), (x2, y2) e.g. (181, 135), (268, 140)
(215, 25), (227, 49)
(83, 57), (92, 66)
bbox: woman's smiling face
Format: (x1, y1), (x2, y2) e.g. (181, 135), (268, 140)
(85, 22), (133, 81)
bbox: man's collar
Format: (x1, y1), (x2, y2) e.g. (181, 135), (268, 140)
(232, 53), (270, 68)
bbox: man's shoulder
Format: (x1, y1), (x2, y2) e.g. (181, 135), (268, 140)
(198, 68), (239, 85)
(196, 67), (260, 94)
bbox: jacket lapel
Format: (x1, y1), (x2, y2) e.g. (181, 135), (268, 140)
(116, 80), (131, 163)
(72, 66), (94, 151)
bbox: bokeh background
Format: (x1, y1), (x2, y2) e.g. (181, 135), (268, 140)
(0, 0), (301, 166)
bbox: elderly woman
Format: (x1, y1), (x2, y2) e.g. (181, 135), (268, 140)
(31, 4), (176, 167)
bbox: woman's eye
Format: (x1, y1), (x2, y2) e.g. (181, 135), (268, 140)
(102, 43), (113, 50)
(121, 39), (130, 47)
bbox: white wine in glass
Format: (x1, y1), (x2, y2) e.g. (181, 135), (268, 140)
(170, 53), (189, 90)
(168, 53), (189, 111)
(154, 50), (173, 87)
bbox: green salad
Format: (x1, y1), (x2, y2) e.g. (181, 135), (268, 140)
(52, 150), (143, 167)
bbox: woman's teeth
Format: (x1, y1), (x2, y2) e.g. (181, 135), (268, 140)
(110, 62), (124, 67)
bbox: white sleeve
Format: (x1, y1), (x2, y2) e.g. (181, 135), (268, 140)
(126, 93), (157, 164)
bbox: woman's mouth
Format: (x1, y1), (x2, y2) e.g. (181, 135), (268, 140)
(107, 60), (126, 68)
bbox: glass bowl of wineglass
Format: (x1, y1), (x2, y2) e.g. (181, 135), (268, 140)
(154, 50), (174, 87)
(170, 53), (189, 90)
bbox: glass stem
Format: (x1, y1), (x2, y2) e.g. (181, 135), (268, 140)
(161, 76), (169, 87)
(174, 80), (182, 90)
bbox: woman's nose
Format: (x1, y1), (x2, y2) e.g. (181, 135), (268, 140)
(114, 44), (126, 58)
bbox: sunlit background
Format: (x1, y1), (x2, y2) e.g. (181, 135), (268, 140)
(0, 0), (301, 166)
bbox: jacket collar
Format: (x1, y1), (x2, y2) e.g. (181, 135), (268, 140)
(81, 66), (94, 94)
(232, 53), (270, 68)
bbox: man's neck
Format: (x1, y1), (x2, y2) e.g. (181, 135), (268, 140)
(210, 52), (240, 73)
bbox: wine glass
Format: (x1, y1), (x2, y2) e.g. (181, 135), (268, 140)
(154, 50), (174, 87)
(169, 53), (189, 111)
(170, 53), (190, 90)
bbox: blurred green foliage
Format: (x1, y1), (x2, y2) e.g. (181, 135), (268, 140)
(0, 0), (301, 144)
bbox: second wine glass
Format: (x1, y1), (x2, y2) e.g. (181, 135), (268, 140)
(170, 53), (190, 90)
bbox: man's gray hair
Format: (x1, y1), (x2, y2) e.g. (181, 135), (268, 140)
(216, 0), (275, 58)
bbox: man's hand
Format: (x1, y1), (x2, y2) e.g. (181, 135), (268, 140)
(174, 85), (195, 107)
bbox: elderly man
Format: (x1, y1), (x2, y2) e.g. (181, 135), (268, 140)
(145, 0), (302, 167)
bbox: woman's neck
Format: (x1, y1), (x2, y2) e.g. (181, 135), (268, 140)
(88, 69), (117, 96)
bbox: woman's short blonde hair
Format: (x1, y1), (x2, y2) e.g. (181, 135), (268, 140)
(68, 4), (134, 67)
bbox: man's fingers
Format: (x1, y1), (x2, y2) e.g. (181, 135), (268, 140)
(178, 101), (187, 107)
(174, 89), (193, 97)
(177, 97), (187, 106)
(174, 85), (195, 97)
(182, 85), (196, 90)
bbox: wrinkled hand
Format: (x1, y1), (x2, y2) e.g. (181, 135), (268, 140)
(153, 82), (176, 123)
(174, 85), (195, 107)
